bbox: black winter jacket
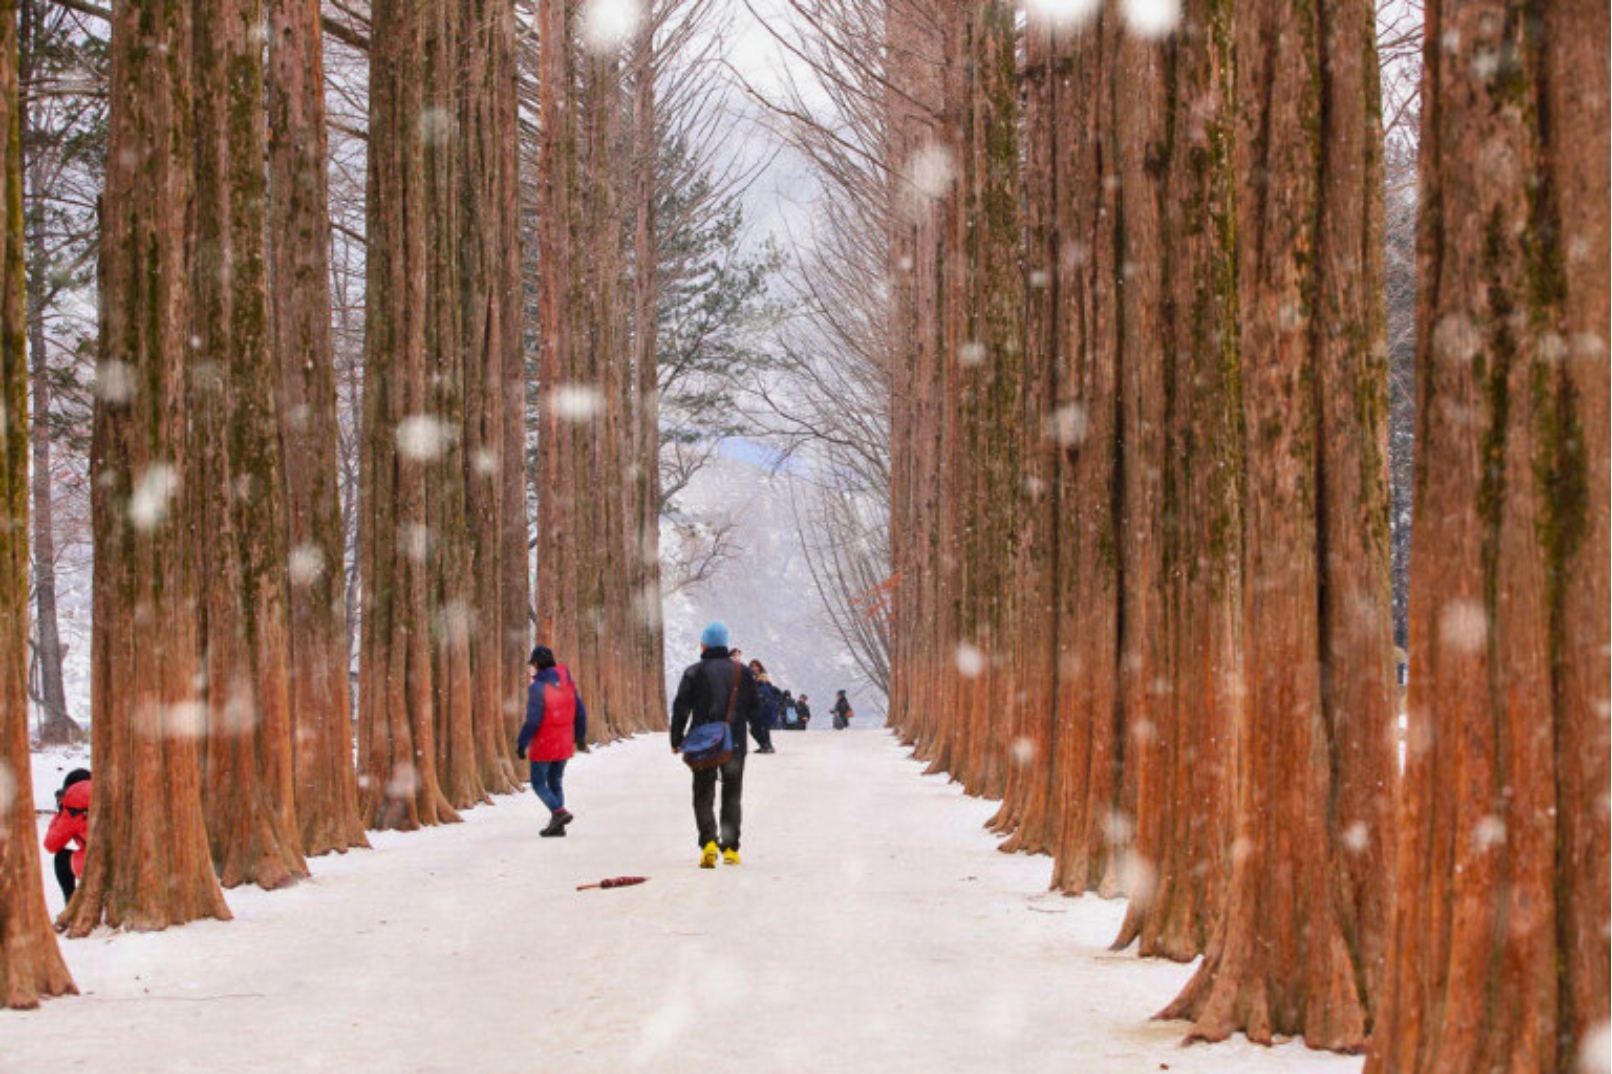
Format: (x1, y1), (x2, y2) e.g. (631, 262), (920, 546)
(670, 647), (761, 755)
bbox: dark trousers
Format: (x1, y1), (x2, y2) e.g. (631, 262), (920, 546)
(54, 850), (75, 902)
(692, 754), (745, 851)
(750, 722), (773, 750)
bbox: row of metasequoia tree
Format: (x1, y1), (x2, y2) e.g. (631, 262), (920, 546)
(0, 0), (667, 1007)
(884, 0), (1607, 1066)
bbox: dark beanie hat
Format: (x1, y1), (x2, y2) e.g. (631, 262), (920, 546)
(529, 645), (556, 670)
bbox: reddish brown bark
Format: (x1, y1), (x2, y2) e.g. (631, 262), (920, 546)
(535, 4), (665, 739)
(1047, 14), (1125, 898)
(419, 0), (485, 814)
(266, 0), (368, 856)
(461, 0), (525, 797)
(883, 0), (943, 766)
(943, 1), (1020, 801)
(0, 0), (73, 1002)
(1114, 0), (1241, 961)
(359, 0), (460, 831)
(1162, 0), (1395, 1049)
(190, 0), (307, 891)
(992, 14), (1060, 856)
(1366, 1), (1609, 1069)
(71, 0), (230, 934)
(628, 15), (666, 735)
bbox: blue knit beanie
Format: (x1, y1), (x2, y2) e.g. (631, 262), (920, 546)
(700, 621), (730, 648)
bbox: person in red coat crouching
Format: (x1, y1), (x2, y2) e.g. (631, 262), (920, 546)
(516, 646), (588, 838)
(43, 768), (91, 902)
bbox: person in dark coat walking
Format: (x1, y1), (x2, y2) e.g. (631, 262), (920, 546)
(516, 645), (588, 837)
(43, 769), (91, 902)
(831, 690), (853, 729)
(671, 622), (761, 867)
(795, 694), (812, 729)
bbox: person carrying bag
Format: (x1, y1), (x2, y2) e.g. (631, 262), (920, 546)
(670, 622), (759, 868)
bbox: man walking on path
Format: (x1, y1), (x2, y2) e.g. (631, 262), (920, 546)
(517, 645), (588, 837)
(670, 622), (760, 867)
(831, 690), (853, 730)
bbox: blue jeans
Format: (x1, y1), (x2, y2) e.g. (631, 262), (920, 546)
(529, 759), (568, 814)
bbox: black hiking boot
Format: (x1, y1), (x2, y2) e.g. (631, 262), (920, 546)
(540, 815), (567, 837)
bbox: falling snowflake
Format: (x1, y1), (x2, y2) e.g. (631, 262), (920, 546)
(550, 384), (604, 423)
(1026, 0), (1100, 27)
(1438, 599), (1489, 655)
(1472, 815), (1506, 850)
(128, 464), (181, 531)
(397, 415), (450, 462)
(1341, 820), (1370, 853)
(955, 644), (986, 679)
(1120, 0), (1180, 38)
(1043, 404), (1089, 447)
(94, 359), (138, 405)
(579, 0), (642, 54)
(289, 544), (327, 586)
(901, 143), (956, 220)
(386, 762), (419, 801)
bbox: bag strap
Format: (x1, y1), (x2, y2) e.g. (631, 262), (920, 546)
(725, 664), (741, 722)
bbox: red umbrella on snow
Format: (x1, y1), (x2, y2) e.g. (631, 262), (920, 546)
(576, 876), (649, 891)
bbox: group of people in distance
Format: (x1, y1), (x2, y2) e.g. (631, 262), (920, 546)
(515, 620), (857, 868)
(39, 625), (857, 896)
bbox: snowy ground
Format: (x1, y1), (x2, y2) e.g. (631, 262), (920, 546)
(10, 731), (1362, 1074)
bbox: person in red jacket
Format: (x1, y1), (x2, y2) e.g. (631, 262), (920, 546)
(43, 768), (91, 902)
(516, 646), (588, 838)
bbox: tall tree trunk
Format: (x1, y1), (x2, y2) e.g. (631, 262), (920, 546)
(1049, 12), (1125, 898)
(460, 0), (523, 797)
(994, 12), (1059, 857)
(883, 0), (943, 765)
(947, 0), (1020, 802)
(267, 0), (367, 856)
(1162, 0), (1395, 1049)
(359, 0), (460, 831)
(536, 4), (664, 737)
(534, 0), (578, 697)
(630, 14), (665, 734)
(420, 0), (483, 814)
(190, 0), (307, 891)
(0, 0), (74, 1004)
(1366, 1), (1609, 1069)
(19, 0), (75, 747)
(70, 0), (230, 934)
(1113, 0), (1241, 964)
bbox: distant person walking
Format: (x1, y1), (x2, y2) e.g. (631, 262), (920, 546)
(832, 690), (853, 730)
(796, 694), (812, 729)
(516, 646), (588, 838)
(671, 622), (760, 867)
(749, 660), (780, 753)
(43, 768), (91, 903)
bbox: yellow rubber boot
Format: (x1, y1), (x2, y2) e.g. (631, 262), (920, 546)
(722, 848), (741, 866)
(699, 842), (719, 869)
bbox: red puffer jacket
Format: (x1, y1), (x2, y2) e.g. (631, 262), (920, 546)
(44, 779), (90, 877)
(517, 664), (586, 763)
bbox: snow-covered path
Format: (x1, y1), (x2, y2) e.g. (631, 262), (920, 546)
(7, 732), (1363, 1074)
